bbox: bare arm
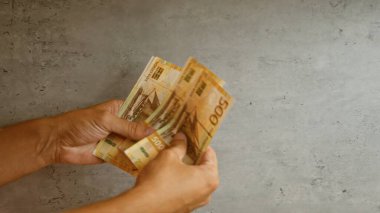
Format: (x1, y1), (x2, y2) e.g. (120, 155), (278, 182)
(0, 117), (56, 185)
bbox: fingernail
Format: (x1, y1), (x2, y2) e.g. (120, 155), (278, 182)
(145, 127), (155, 136)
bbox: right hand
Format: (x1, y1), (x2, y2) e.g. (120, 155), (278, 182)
(67, 133), (219, 213)
(135, 133), (220, 213)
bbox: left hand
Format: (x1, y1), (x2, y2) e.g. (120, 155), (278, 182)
(47, 100), (152, 165)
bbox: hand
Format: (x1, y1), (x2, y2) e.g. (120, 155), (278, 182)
(68, 133), (219, 213)
(47, 100), (152, 165)
(0, 99), (153, 186)
(134, 133), (220, 213)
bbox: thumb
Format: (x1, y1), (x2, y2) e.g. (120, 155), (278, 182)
(106, 114), (154, 140)
(199, 147), (218, 169)
(168, 132), (188, 160)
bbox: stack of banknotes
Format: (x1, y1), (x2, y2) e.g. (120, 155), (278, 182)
(93, 56), (233, 175)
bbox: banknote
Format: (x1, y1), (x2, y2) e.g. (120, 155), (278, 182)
(123, 58), (207, 170)
(118, 57), (183, 121)
(93, 57), (182, 172)
(181, 72), (233, 164)
(92, 134), (138, 173)
(123, 113), (188, 170)
(124, 58), (232, 171)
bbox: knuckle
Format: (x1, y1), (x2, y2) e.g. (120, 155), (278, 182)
(128, 122), (138, 136)
(105, 99), (123, 113)
(197, 197), (211, 208)
(204, 197), (211, 205)
(153, 154), (167, 164)
(161, 149), (176, 159)
(98, 110), (110, 123)
(205, 177), (219, 192)
(109, 99), (120, 104)
(109, 99), (122, 107)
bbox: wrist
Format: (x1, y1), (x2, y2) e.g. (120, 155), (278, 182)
(115, 185), (161, 213)
(67, 186), (154, 213)
(119, 184), (186, 213)
(34, 116), (59, 166)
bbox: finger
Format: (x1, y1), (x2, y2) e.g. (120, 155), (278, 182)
(61, 143), (104, 165)
(94, 99), (124, 114)
(199, 146), (218, 169)
(81, 143), (105, 164)
(107, 114), (154, 140)
(168, 132), (187, 160)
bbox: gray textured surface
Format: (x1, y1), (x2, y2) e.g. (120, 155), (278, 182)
(1, 0), (380, 212)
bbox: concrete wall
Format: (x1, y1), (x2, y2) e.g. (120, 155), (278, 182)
(1, 0), (380, 212)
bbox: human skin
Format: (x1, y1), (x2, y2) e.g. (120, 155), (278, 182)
(0, 100), (219, 212)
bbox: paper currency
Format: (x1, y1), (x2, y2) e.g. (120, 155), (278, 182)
(124, 58), (232, 171)
(145, 58), (225, 130)
(181, 72), (233, 164)
(118, 57), (183, 121)
(93, 56), (233, 174)
(93, 57), (182, 172)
